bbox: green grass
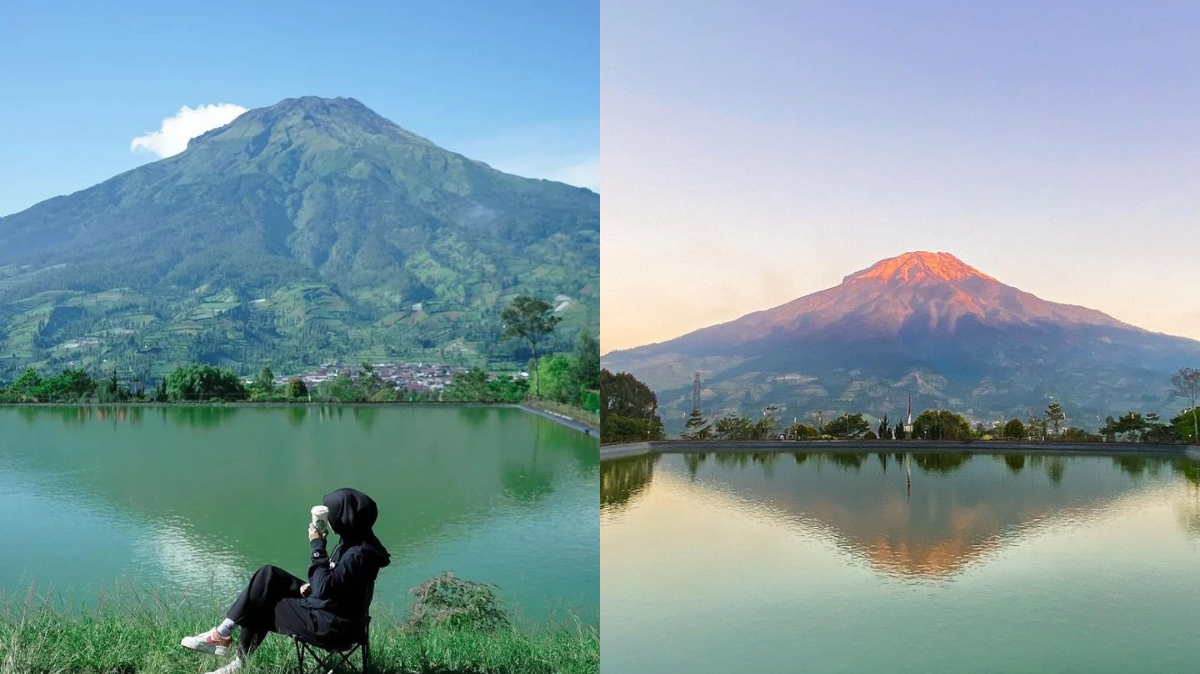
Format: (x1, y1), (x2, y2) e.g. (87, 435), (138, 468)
(0, 585), (598, 674)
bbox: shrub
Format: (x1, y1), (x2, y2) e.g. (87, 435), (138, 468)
(407, 571), (509, 633)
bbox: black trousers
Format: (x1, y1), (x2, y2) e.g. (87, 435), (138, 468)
(226, 565), (321, 657)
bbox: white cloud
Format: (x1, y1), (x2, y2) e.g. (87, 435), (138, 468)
(130, 103), (248, 158)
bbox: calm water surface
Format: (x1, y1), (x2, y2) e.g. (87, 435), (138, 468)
(0, 406), (598, 625)
(601, 450), (1200, 673)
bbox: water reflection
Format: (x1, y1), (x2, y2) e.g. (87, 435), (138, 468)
(601, 454), (660, 511)
(1004, 454), (1025, 473)
(602, 451), (1200, 578)
(12, 405), (150, 428)
(458, 406), (491, 428)
(1, 406), (598, 621)
(911, 452), (970, 474)
(162, 406), (240, 430)
(286, 406), (307, 427)
(1176, 458), (1200, 487)
(352, 406), (378, 434)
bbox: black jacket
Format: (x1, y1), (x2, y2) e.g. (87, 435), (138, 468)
(303, 488), (391, 628)
(306, 537), (387, 620)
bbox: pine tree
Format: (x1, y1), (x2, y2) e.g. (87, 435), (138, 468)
(681, 408), (712, 439)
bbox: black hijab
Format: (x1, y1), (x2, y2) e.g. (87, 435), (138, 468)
(323, 487), (391, 567)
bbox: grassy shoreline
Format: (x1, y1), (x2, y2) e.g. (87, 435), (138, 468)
(519, 401), (599, 433)
(0, 586), (597, 674)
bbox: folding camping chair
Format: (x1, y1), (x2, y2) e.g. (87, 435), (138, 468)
(291, 616), (370, 674)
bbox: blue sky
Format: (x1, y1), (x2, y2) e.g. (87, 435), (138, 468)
(602, 0), (1200, 349)
(0, 0), (598, 216)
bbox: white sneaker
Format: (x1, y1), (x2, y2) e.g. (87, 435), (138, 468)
(203, 657), (244, 674)
(180, 628), (232, 656)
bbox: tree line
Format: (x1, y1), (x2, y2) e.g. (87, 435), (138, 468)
(441, 327), (599, 410)
(0, 295), (601, 411)
(601, 366), (1200, 444)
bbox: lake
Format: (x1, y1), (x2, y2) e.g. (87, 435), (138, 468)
(0, 405), (598, 626)
(601, 449), (1200, 673)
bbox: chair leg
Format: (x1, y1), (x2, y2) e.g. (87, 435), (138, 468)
(293, 638), (306, 673)
(362, 640), (370, 674)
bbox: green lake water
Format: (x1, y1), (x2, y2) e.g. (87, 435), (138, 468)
(0, 406), (598, 625)
(601, 450), (1200, 673)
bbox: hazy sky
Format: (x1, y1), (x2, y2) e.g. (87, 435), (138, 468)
(0, 0), (597, 216)
(602, 0), (1200, 353)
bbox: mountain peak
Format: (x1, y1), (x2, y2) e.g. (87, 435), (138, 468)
(845, 251), (998, 285)
(259, 95), (372, 119)
(182, 95), (434, 161)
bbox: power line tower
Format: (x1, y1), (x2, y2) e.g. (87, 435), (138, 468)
(682, 371), (710, 440)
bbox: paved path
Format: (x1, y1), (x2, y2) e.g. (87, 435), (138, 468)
(517, 404), (598, 437)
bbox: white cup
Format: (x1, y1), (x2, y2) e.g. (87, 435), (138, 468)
(311, 505), (330, 535)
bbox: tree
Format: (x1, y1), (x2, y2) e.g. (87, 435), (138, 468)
(1172, 367), (1200, 444)
(501, 296), (561, 398)
(713, 414), (754, 440)
(354, 361), (391, 401)
(1172, 409), (1198, 445)
(98, 369), (126, 403)
(571, 328), (600, 392)
(877, 414), (890, 439)
(10, 367), (43, 402)
(153, 377), (170, 403)
(1114, 411), (1146, 442)
(681, 407), (712, 440)
(37, 368), (96, 402)
(445, 367), (491, 402)
(1045, 402), (1065, 438)
(1003, 418), (1026, 440)
(812, 410), (826, 435)
(1062, 426), (1101, 442)
(599, 369), (664, 441)
(912, 410), (972, 440)
(1027, 414), (1047, 441)
(824, 413), (870, 439)
(286, 377), (308, 399)
(486, 374), (528, 403)
(1141, 412), (1175, 443)
(250, 367), (276, 399)
(753, 409), (779, 440)
(164, 365), (246, 401)
(536, 354), (577, 404)
(787, 422), (819, 440)
(1099, 415), (1118, 442)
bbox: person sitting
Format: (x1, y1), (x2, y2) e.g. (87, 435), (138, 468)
(180, 488), (391, 674)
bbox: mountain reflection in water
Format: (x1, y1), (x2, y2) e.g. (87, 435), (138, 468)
(601, 450), (1200, 579)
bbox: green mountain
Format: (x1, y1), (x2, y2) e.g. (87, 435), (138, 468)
(0, 96), (598, 382)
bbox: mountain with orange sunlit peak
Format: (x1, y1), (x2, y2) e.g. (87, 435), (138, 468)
(602, 251), (1200, 433)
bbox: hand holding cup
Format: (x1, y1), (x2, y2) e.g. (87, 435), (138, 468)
(310, 505), (330, 540)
